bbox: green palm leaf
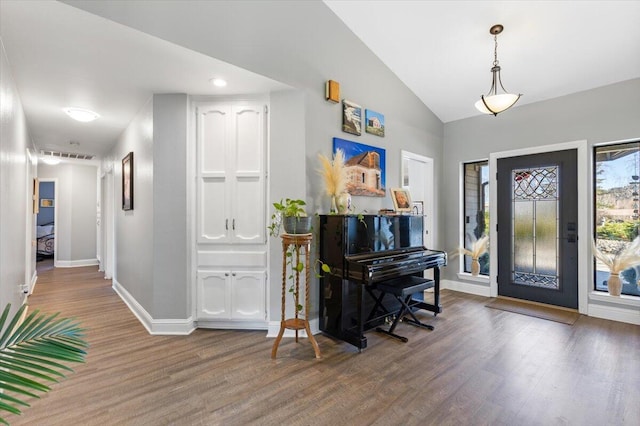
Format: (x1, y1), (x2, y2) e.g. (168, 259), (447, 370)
(0, 303), (88, 424)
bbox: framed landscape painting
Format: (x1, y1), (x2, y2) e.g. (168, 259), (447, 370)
(365, 109), (385, 137)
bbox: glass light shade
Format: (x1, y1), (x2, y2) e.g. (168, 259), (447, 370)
(63, 107), (100, 122)
(475, 93), (521, 115)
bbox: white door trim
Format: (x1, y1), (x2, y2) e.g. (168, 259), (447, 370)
(401, 150), (435, 248)
(489, 140), (589, 314)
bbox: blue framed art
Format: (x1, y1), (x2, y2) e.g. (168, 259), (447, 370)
(333, 137), (386, 197)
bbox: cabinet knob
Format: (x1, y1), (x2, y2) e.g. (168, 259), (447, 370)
(232, 219), (235, 230)
(232, 273), (236, 276)
(225, 273), (229, 277)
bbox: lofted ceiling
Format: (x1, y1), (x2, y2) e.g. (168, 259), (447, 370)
(1, 1), (639, 161)
(325, 0), (640, 123)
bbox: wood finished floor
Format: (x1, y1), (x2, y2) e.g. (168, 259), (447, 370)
(8, 264), (640, 425)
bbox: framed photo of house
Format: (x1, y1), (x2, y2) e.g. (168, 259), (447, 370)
(391, 188), (412, 212)
(342, 100), (362, 136)
(333, 137), (386, 197)
(365, 109), (385, 137)
(122, 152), (134, 211)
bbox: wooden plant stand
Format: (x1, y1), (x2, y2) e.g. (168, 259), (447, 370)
(271, 233), (321, 359)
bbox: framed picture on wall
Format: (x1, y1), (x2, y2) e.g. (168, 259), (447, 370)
(122, 152), (134, 211)
(333, 137), (386, 197)
(40, 199), (54, 208)
(390, 188), (412, 212)
(342, 100), (362, 136)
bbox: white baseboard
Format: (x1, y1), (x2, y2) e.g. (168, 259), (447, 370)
(55, 258), (99, 268)
(266, 318), (319, 338)
(588, 303), (640, 325)
(441, 279), (492, 297)
(112, 279), (196, 335)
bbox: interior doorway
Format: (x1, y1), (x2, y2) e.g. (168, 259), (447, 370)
(100, 168), (114, 280)
(36, 179), (57, 268)
(401, 151), (435, 249)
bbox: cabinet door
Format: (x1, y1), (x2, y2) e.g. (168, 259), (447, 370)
(197, 104), (231, 243)
(231, 271), (266, 320)
(197, 271), (230, 319)
(230, 104), (265, 244)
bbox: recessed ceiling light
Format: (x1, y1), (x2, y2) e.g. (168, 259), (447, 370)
(210, 78), (227, 87)
(63, 107), (100, 122)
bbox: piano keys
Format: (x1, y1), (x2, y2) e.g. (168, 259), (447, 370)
(319, 214), (447, 350)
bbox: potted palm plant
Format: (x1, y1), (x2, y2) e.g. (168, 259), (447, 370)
(0, 303), (88, 424)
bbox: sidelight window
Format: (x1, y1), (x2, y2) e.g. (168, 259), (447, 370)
(462, 161), (490, 275)
(593, 141), (640, 296)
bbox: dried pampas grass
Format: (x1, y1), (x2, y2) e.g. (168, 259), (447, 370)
(449, 234), (489, 260)
(592, 236), (640, 273)
(459, 235), (490, 259)
(317, 148), (347, 197)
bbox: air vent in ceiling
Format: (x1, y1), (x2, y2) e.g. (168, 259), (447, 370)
(40, 150), (95, 160)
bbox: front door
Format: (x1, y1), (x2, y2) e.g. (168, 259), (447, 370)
(497, 149), (578, 308)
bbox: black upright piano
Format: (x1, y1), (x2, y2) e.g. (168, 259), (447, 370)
(319, 214), (446, 350)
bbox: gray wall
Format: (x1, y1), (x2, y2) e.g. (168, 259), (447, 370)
(110, 98), (154, 312)
(38, 163), (98, 263)
(442, 78), (640, 283)
(37, 181), (55, 225)
(0, 40), (33, 314)
(152, 94), (188, 319)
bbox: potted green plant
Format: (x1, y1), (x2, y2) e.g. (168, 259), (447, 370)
(0, 303), (88, 424)
(268, 198), (311, 236)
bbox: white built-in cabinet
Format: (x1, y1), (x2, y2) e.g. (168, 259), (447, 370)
(197, 270), (266, 320)
(195, 100), (268, 329)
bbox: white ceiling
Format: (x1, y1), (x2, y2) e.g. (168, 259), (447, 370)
(325, 0), (640, 123)
(1, 1), (639, 160)
(0, 0), (289, 158)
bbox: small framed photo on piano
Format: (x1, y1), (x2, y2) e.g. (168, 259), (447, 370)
(391, 188), (412, 212)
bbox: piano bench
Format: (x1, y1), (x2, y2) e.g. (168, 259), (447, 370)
(374, 276), (435, 343)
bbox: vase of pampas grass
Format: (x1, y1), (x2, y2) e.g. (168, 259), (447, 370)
(318, 149), (347, 214)
(592, 237), (640, 296)
(458, 235), (489, 276)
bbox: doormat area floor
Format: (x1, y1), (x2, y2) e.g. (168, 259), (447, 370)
(485, 298), (580, 325)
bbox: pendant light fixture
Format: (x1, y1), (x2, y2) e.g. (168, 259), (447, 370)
(475, 24), (522, 116)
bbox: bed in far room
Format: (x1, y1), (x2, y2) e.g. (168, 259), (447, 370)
(36, 223), (55, 259)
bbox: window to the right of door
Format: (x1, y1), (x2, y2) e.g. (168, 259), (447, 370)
(594, 141), (640, 296)
(463, 160), (490, 275)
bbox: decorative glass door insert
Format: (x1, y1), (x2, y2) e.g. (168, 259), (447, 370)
(512, 166), (559, 289)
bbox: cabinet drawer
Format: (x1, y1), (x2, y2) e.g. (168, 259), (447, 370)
(198, 250), (266, 268)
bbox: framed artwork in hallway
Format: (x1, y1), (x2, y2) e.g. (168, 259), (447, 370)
(122, 152), (134, 211)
